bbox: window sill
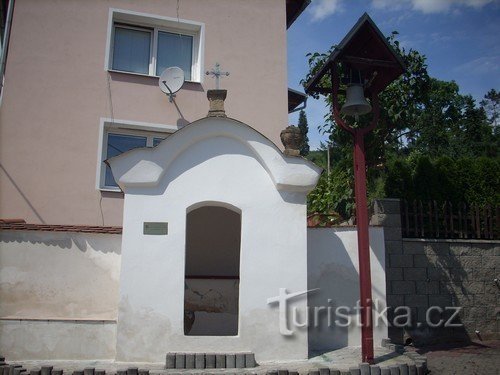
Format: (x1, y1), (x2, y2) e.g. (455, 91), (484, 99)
(107, 69), (201, 84)
(99, 187), (123, 193)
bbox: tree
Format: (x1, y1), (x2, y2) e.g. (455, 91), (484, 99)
(480, 89), (499, 129)
(301, 32), (499, 215)
(297, 109), (310, 156)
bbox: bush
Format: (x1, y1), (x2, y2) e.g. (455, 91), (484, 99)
(384, 155), (500, 205)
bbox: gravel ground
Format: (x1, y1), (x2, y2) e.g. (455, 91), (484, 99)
(407, 340), (500, 375)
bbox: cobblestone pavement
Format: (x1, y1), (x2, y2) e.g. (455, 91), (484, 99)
(12, 346), (414, 374)
(407, 340), (500, 375)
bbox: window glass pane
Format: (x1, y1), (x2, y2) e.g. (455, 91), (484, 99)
(156, 31), (193, 80)
(112, 26), (151, 74)
(105, 133), (147, 187)
(153, 137), (165, 147)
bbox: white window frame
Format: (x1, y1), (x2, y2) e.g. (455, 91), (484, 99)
(96, 118), (179, 192)
(105, 8), (204, 83)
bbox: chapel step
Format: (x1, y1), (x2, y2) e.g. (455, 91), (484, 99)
(165, 352), (257, 369)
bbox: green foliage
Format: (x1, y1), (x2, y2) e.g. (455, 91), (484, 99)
(480, 88), (499, 128)
(384, 155), (500, 206)
(302, 31), (499, 216)
(297, 110), (310, 156)
(307, 166), (354, 220)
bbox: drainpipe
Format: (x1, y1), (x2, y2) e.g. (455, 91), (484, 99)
(0, 0), (14, 102)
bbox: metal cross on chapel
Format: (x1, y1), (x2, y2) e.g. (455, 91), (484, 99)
(205, 63), (230, 89)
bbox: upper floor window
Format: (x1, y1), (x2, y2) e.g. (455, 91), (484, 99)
(106, 9), (204, 82)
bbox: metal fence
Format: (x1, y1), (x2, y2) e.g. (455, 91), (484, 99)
(401, 200), (499, 240)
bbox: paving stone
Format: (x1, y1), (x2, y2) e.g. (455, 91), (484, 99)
(380, 368), (390, 375)
(205, 353), (216, 369)
(165, 353), (176, 369)
(195, 353), (205, 369)
(277, 370), (288, 375)
(216, 354), (226, 368)
(370, 365), (381, 375)
(235, 353), (245, 369)
(359, 363), (370, 375)
(185, 354), (195, 369)
(267, 371), (278, 375)
(225, 354), (235, 368)
(309, 371), (319, 375)
(408, 364), (416, 375)
(389, 366), (399, 375)
(175, 353), (185, 369)
(126, 368), (137, 375)
(349, 368), (360, 375)
(319, 368), (330, 375)
(245, 353), (256, 368)
(84, 368), (95, 375)
(398, 364), (408, 375)
(40, 367), (52, 375)
(95, 371), (105, 375)
(51, 371), (62, 375)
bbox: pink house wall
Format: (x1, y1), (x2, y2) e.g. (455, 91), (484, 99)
(0, 0), (289, 226)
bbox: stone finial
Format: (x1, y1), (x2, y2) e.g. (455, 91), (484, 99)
(207, 89), (227, 117)
(280, 125), (303, 157)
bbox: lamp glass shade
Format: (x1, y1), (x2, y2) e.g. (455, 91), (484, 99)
(341, 84), (372, 116)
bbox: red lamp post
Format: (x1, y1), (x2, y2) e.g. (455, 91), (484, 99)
(305, 13), (405, 363)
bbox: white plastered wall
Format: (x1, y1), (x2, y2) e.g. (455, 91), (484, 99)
(0, 230), (121, 360)
(307, 227), (387, 354)
(114, 137), (312, 362)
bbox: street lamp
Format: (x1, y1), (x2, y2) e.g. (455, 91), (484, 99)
(305, 13), (405, 364)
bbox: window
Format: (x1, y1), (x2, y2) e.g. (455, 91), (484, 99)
(106, 9), (204, 82)
(97, 119), (178, 191)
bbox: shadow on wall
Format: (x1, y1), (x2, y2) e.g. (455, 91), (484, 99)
(397, 241), (477, 346)
(0, 231), (121, 254)
(0, 164), (45, 223)
(307, 228), (359, 357)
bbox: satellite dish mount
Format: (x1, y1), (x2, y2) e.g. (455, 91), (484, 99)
(159, 67), (185, 102)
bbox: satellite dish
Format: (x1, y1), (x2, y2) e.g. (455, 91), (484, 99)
(159, 67), (185, 102)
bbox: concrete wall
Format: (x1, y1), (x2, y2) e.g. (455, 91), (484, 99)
(307, 227), (387, 355)
(0, 230), (121, 360)
(0, 227), (389, 361)
(372, 199), (500, 344)
(0, 0), (289, 226)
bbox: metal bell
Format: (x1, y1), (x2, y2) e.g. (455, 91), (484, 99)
(341, 83), (372, 116)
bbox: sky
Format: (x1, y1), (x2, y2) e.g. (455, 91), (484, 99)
(287, 0), (500, 150)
